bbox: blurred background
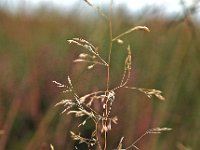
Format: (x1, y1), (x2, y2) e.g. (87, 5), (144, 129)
(0, 0), (200, 149)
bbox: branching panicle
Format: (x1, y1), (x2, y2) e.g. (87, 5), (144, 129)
(54, 1), (171, 149)
(68, 38), (108, 68)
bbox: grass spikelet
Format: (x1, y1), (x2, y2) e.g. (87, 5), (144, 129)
(125, 86), (165, 101)
(50, 144), (54, 150)
(120, 45), (132, 87)
(147, 127), (172, 134)
(112, 26), (150, 42)
(116, 137), (124, 150)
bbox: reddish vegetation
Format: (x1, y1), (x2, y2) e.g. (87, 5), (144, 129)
(0, 6), (199, 149)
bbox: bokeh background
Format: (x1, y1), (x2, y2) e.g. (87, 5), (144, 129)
(0, 0), (200, 149)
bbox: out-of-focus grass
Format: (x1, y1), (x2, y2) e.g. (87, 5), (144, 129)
(0, 6), (200, 150)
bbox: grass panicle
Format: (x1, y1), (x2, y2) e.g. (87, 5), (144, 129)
(53, 0), (171, 149)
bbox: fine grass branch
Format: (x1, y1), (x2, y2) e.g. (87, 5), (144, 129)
(121, 127), (172, 150)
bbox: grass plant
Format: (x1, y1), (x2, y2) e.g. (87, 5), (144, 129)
(53, 1), (171, 149)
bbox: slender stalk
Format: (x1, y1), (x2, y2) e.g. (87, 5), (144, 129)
(125, 132), (148, 150)
(104, 1), (113, 150)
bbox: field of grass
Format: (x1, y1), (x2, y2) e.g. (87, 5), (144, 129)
(0, 4), (200, 150)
